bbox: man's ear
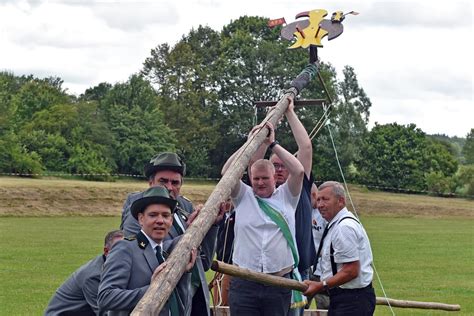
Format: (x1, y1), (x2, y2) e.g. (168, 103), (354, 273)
(338, 196), (346, 208)
(103, 246), (109, 256)
(138, 213), (144, 226)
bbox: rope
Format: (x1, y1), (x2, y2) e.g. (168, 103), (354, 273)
(307, 64), (334, 141)
(210, 210), (235, 312)
(308, 103), (332, 141)
(325, 119), (396, 316)
(253, 103), (258, 126)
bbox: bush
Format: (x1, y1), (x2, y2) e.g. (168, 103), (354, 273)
(0, 133), (44, 176)
(425, 171), (456, 196)
(457, 165), (474, 197)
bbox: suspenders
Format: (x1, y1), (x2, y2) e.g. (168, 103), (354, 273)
(315, 216), (360, 276)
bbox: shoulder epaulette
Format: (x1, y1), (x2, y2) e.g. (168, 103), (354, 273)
(124, 236), (136, 241)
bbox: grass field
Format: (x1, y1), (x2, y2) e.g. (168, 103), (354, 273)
(0, 177), (473, 315)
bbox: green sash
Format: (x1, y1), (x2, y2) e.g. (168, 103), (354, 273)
(256, 197), (307, 309)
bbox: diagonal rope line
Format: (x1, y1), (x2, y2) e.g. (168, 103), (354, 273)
(308, 102), (332, 141)
(325, 115), (396, 316)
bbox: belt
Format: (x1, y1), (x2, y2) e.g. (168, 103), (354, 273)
(329, 282), (373, 296)
(268, 266), (293, 277)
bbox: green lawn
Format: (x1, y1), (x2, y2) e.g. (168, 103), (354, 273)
(0, 216), (472, 315)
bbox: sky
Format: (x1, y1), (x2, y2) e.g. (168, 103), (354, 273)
(0, 0), (472, 137)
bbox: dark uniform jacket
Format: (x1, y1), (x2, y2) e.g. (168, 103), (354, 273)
(120, 192), (217, 316)
(295, 173), (317, 273)
(44, 255), (104, 316)
(97, 232), (190, 316)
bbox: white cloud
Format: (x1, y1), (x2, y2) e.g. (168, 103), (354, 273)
(352, 1), (472, 27)
(90, 2), (178, 31)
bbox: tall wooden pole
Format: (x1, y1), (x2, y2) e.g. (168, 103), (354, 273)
(132, 62), (319, 315)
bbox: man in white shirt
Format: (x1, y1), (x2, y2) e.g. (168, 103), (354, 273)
(222, 121), (304, 315)
(303, 181), (376, 315)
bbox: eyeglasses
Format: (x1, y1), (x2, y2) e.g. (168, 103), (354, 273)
(273, 163), (286, 171)
(158, 177), (181, 187)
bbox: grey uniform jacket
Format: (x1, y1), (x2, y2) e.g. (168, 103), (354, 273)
(97, 232), (190, 316)
(45, 254), (104, 316)
(120, 192), (217, 316)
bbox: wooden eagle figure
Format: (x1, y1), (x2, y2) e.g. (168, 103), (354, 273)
(273, 9), (358, 49)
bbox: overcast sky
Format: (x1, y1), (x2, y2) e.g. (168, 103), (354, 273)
(0, 0), (472, 137)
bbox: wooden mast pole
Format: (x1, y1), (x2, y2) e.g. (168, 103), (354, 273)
(132, 60), (319, 315)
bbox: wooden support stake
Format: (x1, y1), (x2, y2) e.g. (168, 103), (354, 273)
(211, 260), (461, 312)
(131, 88), (299, 315)
(211, 260), (308, 292)
(376, 297), (460, 311)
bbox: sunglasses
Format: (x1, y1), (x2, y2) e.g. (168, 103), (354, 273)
(273, 163), (287, 171)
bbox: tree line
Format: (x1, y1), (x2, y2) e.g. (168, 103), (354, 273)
(0, 16), (472, 196)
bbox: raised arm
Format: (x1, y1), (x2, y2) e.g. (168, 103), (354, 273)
(270, 140), (304, 197)
(285, 96), (312, 177)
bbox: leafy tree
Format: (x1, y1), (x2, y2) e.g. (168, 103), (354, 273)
(457, 165), (474, 197)
(423, 137), (458, 176)
(19, 130), (69, 171)
(425, 171), (456, 195)
(143, 26), (224, 176)
(20, 101), (116, 175)
(0, 72), (31, 135)
(0, 132), (43, 175)
(100, 74), (177, 175)
(11, 77), (70, 123)
(429, 134), (466, 163)
(80, 82), (112, 101)
(462, 128), (474, 164)
(356, 123), (458, 191)
(217, 16), (308, 137)
(67, 143), (112, 181)
(306, 65), (371, 182)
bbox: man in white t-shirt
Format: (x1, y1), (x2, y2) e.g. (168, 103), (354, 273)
(303, 181), (375, 315)
(221, 121), (304, 315)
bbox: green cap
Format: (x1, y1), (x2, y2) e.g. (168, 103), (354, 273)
(144, 152), (186, 178)
(131, 186), (178, 219)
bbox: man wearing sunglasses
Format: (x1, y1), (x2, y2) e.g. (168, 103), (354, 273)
(120, 152), (219, 316)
